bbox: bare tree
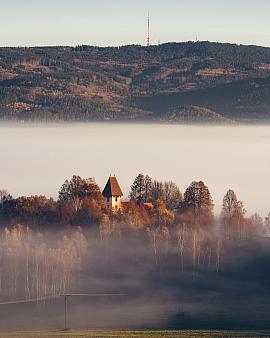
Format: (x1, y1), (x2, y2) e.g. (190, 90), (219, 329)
(163, 181), (182, 210)
(221, 190), (246, 239)
(144, 175), (153, 202)
(129, 174), (153, 204)
(175, 223), (186, 271)
(251, 213), (264, 236)
(0, 225), (87, 301)
(149, 180), (182, 210)
(150, 180), (164, 202)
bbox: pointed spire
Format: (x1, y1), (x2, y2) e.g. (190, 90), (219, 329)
(102, 176), (123, 198)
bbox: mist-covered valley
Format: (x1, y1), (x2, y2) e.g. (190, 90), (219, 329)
(0, 122), (270, 331)
(0, 224), (270, 331)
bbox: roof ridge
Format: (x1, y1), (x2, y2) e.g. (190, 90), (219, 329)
(102, 176), (123, 198)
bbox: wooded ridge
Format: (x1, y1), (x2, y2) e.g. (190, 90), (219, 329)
(1, 41), (270, 122)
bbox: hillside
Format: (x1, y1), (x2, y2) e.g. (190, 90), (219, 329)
(157, 105), (233, 124)
(1, 41), (270, 122)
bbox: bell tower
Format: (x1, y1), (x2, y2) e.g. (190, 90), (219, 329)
(102, 175), (123, 212)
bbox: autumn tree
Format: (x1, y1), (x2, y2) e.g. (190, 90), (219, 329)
(121, 199), (150, 230)
(73, 198), (103, 226)
(59, 201), (77, 227)
(153, 199), (175, 227)
(58, 176), (105, 226)
(129, 174), (152, 204)
(179, 181), (214, 225)
(59, 176), (103, 209)
(15, 196), (58, 226)
(58, 176), (106, 226)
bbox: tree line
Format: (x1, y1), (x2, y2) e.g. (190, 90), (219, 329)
(0, 174), (269, 240)
(0, 174), (269, 301)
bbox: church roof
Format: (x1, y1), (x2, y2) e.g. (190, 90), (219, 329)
(102, 176), (123, 197)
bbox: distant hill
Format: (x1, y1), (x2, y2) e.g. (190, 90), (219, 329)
(1, 41), (270, 122)
(157, 105), (233, 124)
(135, 77), (270, 122)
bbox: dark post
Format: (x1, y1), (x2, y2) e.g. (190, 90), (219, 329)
(64, 294), (69, 330)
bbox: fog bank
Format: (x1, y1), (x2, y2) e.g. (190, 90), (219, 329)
(0, 225), (270, 331)
(0, 122), (269, 216)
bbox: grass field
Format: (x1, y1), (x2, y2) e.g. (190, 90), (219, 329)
(1, 330), (270, 338)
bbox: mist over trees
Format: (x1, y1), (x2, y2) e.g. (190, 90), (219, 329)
(0, 174), (270, 299)
(0, 172), (269, 332)
(0, 225), (87, 301)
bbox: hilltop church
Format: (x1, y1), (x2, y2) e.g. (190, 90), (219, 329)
(102, 176), (123, 212)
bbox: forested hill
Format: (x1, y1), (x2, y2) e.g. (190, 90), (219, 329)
(1, 41), (270, 122)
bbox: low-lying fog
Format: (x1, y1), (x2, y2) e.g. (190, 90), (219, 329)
(0, 122), (269, 216)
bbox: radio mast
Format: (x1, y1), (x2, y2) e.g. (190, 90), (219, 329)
(147, 12), (150, 47)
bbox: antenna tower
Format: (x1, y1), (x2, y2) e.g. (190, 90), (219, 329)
(147, 12), (150, 47)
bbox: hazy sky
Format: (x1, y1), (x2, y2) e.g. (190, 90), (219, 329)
(0, 123), (269, 217)
(0, 0), (269, 47)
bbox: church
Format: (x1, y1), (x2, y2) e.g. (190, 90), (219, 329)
(102, 176), (123, 212)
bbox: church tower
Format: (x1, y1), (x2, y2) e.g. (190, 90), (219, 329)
(102, 176), (123, 212)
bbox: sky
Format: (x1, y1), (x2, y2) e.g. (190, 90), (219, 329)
(0, 0), (269, 47)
